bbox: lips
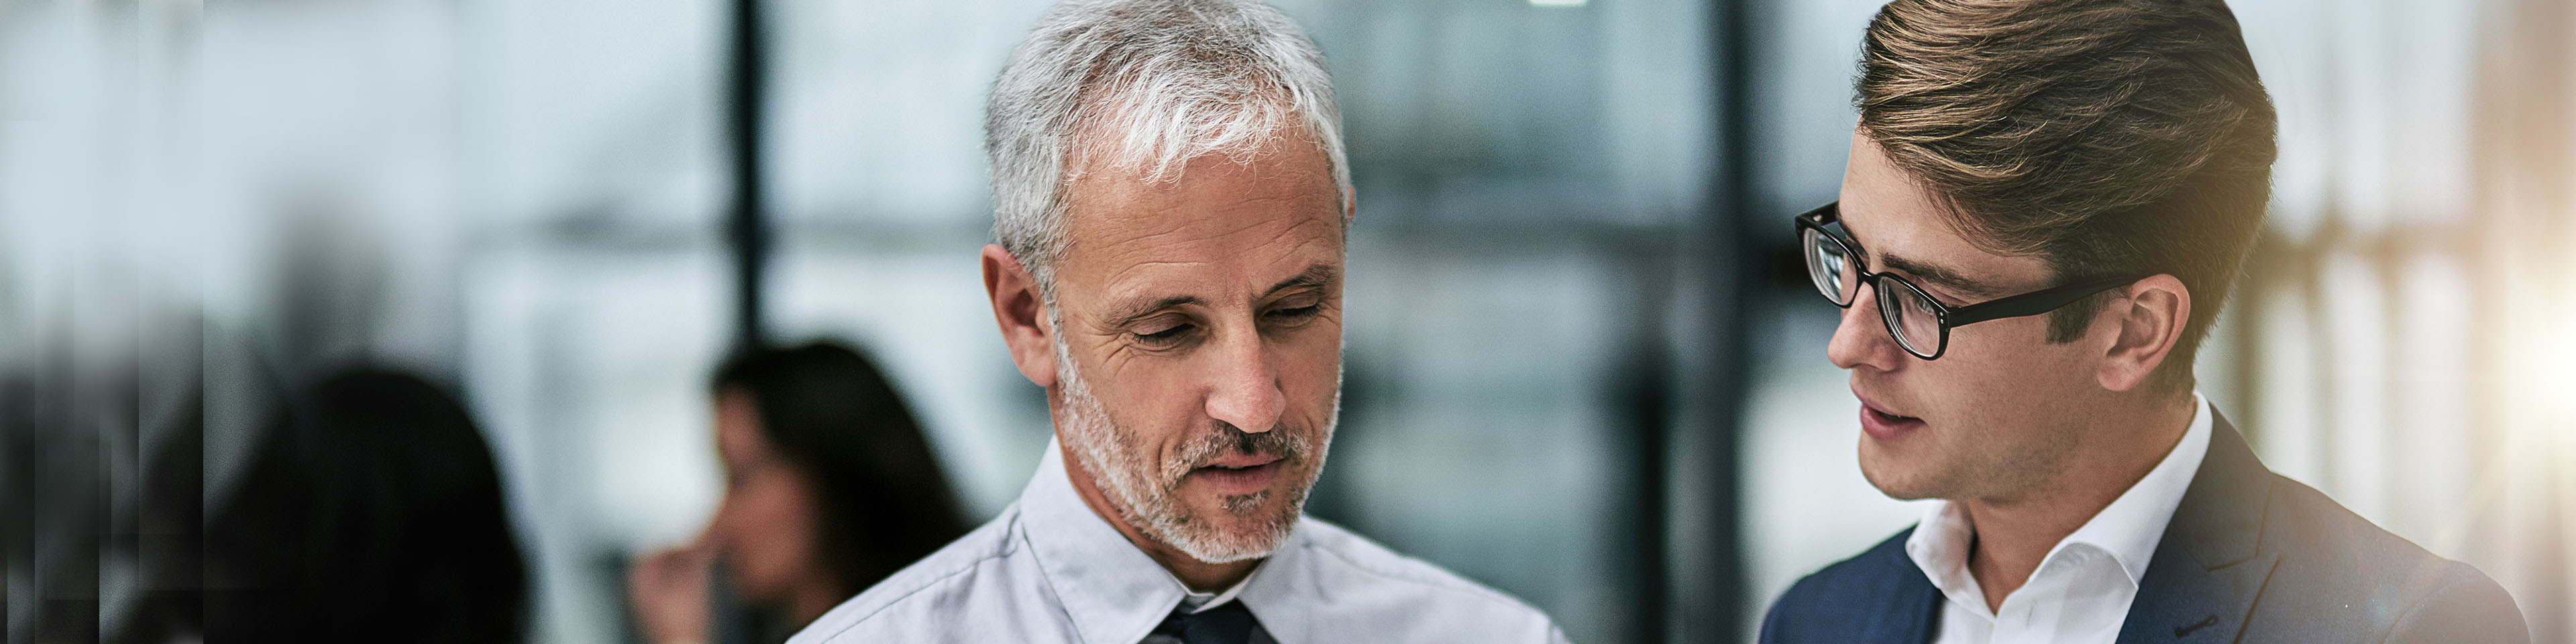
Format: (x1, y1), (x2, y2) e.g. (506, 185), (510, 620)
(1203, 451), (1283, 470)
(1851, 386), (1927, 442)
(1191, 452), (1284, 496)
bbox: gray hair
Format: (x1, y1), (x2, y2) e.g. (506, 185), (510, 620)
(985, 0), (1352, 292)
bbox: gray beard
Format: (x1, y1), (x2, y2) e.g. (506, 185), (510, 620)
(1049, 325), (1338, 564)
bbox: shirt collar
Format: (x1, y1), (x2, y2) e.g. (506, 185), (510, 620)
(1019, 436), (1277, 643)
(1179, 576), (1254, 614)
(1903, 392), (2216, 604)
(1904, 499), (1987, 616)
(2061, 390), (2213, 584)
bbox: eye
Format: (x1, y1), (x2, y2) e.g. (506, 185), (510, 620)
(1132, 319), (1195, 347)
(1266, 290), (1325, 319)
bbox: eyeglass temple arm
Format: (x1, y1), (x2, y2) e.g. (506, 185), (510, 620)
(1943, 274), (2150, 327)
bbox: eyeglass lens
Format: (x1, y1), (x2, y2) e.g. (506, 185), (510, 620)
(1879, 279), (1943, 357)
(1803, 228), (1858, 305)
(1804, 225), (1947, 358)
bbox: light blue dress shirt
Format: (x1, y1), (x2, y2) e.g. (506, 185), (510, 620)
(786, 438), (1572, 644)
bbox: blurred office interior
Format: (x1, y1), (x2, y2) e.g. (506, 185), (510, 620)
(3, 0), (2571, 642)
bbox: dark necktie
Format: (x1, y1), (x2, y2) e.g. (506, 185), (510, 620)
(1148, 599), (1261, 644)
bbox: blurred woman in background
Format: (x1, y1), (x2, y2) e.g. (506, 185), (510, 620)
(202, 368), (530, 643)
(631, 340), (971, 644)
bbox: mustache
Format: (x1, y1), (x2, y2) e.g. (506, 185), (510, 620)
(1161, 422), (1311, 480)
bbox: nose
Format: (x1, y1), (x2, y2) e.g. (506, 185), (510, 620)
(1203, 328), (1285, 435)
(1825, 281), (1902, 372)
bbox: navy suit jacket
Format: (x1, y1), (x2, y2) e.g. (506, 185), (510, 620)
(1759, 413), (2528, 643)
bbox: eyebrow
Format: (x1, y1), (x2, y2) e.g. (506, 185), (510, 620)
(1102, 263), (1341, 326)
(1263, 264), (1340, 299)
(1104, 294), (1201, 327)
(1877, 253), (1996, 300)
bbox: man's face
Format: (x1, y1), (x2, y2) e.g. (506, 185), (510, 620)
(1044, 140), (1344, 564)
(1828, 130), (2115, 504)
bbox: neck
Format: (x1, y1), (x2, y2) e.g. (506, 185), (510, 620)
(1058, 438), (1260, 593)
(1962, 390), (2195, 611)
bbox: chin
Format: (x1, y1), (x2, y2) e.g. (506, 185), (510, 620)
(1166, 488), (1305, 564)
(1862, 473), (1938, 501)
(1218, 489), (1301, 530)
(1856, 445), (1940, 501)
(1175, 521), (1291, 564)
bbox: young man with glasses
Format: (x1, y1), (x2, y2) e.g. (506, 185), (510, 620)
(1758, 1), (2526, 642)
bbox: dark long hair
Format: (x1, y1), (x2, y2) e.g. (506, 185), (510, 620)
(714, 341), (971, 599)
(203, 368), (529, 643)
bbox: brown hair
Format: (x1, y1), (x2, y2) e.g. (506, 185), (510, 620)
(1858, 0), (2276, 390)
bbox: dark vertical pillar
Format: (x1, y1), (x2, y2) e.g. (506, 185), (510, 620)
(726, 0), (771, 353)
(1613, 307), (1673, 644)
(1694, 0), (1760, 640)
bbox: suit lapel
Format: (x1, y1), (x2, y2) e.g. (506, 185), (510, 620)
(1902, 580), (1939, 644)
(2115, 413), (2277, 644)
(1882, 557), (1941, 644)
(1836, 527), (1946, 643)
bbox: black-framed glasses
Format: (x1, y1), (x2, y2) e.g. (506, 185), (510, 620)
(1795, 202), (2149, 360)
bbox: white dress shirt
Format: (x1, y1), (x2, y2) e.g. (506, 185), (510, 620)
(787, 437), (1570, 644)
(1908, 392), (2215, 644)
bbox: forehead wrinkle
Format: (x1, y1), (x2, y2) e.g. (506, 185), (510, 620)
(1112, 197), (1320, 249)
(1093, 258), (1215, 301)
(1071, 196), (1340, 281)
(1065, 176), (1337, 250)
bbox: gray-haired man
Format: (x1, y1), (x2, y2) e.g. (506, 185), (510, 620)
(784, 1), (1567, 642)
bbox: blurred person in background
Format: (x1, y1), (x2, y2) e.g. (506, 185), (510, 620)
(201, 368), (529, 643)
(629, 340), (971, 644)
(786, 1), (1566, 643)
(1759, 0), (2525, 642)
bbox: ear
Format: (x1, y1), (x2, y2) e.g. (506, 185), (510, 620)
(2095, 274), (2191, 392)
(983, 244), (1058, 388)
